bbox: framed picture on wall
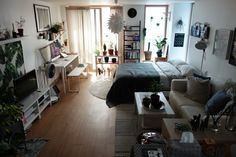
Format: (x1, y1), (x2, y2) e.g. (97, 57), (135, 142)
(213, 29), (233, 59)
(190, 22), (210, 39)
(229, 28), (236, 66)
(33, 4), (51, 32)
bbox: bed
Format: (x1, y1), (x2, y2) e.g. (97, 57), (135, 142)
(106, 60), (200, 107)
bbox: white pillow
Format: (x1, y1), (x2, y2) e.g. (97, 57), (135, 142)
(168, 59), (186, 67)
(177, 64), (200, 77)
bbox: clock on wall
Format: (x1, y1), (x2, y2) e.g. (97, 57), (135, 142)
(127, 8), (137, 18)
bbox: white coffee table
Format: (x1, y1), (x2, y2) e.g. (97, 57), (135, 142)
(134, 92), (175, 129)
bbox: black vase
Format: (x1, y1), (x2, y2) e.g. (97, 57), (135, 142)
(104, 56), (109, 63)
(112, 58), (117, 63)
(142, 97), (151, 108)
(151, 94), (162, 109)
(17, 28), (24, 37)
(156, 50), (162, 57)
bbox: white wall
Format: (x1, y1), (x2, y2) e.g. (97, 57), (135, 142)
(168, 3), (192, 61)
(0, 0), (61, 72)
(187, 0), (236, 82)
(123, 5), (145, 59)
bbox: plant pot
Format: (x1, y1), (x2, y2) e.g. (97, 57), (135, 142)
(156, 50), (162, 57)
(144, 51), (152, 60)
(108, 49), (114, 56)
(104, 56), (109, 63)
(112, 58), (117, 63)
(150, 94), (162, 109)
(103, 51), (107, 56)
(17, 28), (24, 37)
(142, 97), (151, 108)
(98, 58), (102, 63)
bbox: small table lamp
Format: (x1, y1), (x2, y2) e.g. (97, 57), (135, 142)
(195, 39), (207, 72)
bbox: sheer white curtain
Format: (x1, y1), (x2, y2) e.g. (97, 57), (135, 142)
(67, 9), (95, 64)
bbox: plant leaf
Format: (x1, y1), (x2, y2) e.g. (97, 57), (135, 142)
(16, 51), (24, 68)
(4, 61), (18, 81)
(5, 44), (16, 62)
(0, 69), (3, 81)
(0, 46), (5, 64)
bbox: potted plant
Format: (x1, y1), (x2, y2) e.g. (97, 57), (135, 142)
(149, 80), (162, 109)
(115, 45), (118, 56)
(103, 43), (107, 56)
(0, 103), (23, 155)
(15, 16), (25, 37)
(108, 42), (114, 56)
(50, 23), (63, 34)
(142, 95), (151, 108)
(144, 42), (152, 61)
(155, 37), (167, 57)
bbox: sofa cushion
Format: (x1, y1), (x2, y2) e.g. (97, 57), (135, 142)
(205, 90), (231, 115)
(180, 105), (206, 119)
(169, 91), (203, 117)
(185, 76), (210, 104)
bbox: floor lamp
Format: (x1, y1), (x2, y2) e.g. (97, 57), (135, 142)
(195, 39), (207, 72)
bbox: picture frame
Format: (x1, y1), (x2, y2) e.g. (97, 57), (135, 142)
(229, 28), (236, 66)
(190, 22), (210, 39)
(33, 4), (51, 32)
(213, 29), (233, 59)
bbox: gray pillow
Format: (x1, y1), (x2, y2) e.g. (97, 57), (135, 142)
(185, 76), (211, 104)
(205, 90), (231, 115)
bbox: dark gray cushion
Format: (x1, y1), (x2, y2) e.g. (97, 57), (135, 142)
(205, 90), (231, 115)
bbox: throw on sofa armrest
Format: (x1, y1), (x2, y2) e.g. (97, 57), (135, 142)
(171, 79), (187, 92)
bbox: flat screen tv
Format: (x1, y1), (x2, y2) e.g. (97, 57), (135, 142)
(50, 40), (61, 62)
(13, 69), (38, 101)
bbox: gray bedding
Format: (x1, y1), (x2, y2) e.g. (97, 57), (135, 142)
(106, 63), (160, 107)
(106, 61), (197, 107)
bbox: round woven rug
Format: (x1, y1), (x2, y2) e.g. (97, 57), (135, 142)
(89, 77), (113, 100)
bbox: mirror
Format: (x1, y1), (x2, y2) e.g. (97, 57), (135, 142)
(33, 4), (51, 32)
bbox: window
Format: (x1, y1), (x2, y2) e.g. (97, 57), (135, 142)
(144, 6), (168, 57)
(67, 7), (120, 66)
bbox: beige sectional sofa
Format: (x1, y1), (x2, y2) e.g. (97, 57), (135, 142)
(169, 79), (207, 119)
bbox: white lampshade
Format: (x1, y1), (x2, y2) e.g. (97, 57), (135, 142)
(40, 46), (51, 63)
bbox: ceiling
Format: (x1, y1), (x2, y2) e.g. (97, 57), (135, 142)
(40, 0), (195, 6)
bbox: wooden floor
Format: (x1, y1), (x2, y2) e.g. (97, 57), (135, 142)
(27, 73), (116, 157)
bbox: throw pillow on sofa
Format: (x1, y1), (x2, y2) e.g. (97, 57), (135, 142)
(205, 90), (231, 115)
(185, 76), (211, 104)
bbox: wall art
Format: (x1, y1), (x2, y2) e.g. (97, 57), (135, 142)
(34, 4), (51, 32)
(190, 22), (210, 39)
(229, 28), (236, 66)
(213, 29), (233, 59)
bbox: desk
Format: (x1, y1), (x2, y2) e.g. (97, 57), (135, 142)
(52, 55), (78, 94)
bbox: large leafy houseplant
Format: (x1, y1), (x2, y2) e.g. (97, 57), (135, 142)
(0, 103), (23, 155)
(155, 37), (167, 57)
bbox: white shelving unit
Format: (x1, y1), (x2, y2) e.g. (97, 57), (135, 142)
(20, 87), (51, 130)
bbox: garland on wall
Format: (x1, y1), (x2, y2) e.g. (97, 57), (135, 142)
(0, 41), (25, 103)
